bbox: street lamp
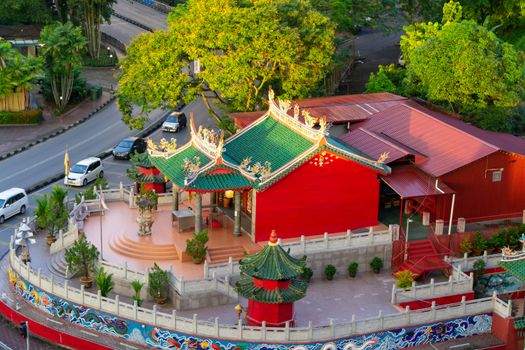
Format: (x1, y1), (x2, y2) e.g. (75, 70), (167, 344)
(234, 304), (243, 322)
(404, 218), (413, 261)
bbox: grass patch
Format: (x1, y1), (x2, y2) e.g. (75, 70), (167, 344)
(82, 48), (118, 67)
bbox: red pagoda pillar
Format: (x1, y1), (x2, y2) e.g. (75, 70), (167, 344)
(236, 230), (308, 327)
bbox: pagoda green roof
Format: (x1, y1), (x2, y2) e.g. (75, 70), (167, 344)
(136, 173), (166, 183)
(235, 275), (307, 303)
(185, 171), (252, 191)
(238, 244), (306, 280)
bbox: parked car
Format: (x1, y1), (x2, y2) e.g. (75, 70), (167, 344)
(112, 137), (146, 159)
(64, 157), (104, 187)
(0, 188), (28, 224)
(162, 112), (187, 132)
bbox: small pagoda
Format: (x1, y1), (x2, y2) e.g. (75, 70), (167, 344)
(236, 230), (308, 327)
(128, 151), (166, 193)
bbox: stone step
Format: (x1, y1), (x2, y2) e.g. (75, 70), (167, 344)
(47, 252), (75, 279)
(207, 246), (245, 264)
(118, 235), (177, 253)
(109, 235), (178, 261)
(120, 235), (178, 250)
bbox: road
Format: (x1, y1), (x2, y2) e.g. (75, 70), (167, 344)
(113, 0), (168, 30)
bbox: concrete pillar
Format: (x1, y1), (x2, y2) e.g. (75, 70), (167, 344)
(422, 212), (430, 226)
(210, 192), (217, 213)
(457, 217), (466, 233)
(522, 209), (525, 224)
(173, 186), (179, 211)
(404, 199), (411, 214)
(233, 191), (241, 236)
(435, 219), (444, 235)
(195, 193), (202, 233)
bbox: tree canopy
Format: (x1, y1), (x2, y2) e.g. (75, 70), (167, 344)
(0, 0), (53, 25)
(117, 0), (335, 131)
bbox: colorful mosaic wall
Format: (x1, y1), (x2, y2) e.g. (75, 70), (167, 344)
(475, 272), (524, 297)
(9, 267), (493, 350)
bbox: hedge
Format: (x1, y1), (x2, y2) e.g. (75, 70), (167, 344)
(0, 109), (42, 125)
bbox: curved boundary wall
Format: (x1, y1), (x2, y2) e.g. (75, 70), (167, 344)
(7, 266), (495, 350)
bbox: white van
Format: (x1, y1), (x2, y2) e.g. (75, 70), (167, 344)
(64, 157), (104, 187)
(0, 188), (28, 224)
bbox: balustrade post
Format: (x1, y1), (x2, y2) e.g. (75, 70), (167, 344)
(391, 284), (396, 304)
(153, 304), (157, 325)
(324, 232), (329, 249)
(329, 319), (334, 338)
(124, 261), (128, 280)
(50, 275), (54, 293)
(262, 321), (267, 341)
(469, 272), (474, 289)
(430, 278), (435, 296)
(346, 229), (352, 246)
(405, 305), (411, 324)
(308, 320), (313, 340)
(483, 250), (488, 263)
(285, 321), (290, 340)
(228, 257), (233, 275)
(507, 299), (513, 316)
(98, 290), (102, 309)
(492, 291), (497, 309)
(300, 235), (305, 253)
(461, 295), (467, 314)
(37, 268), (41, 288)
(225, 275), (230, 294)
(193, 314), (198, 333)
(369, 226), (374, 243)
(378, 310), (383, 328)
(115, 295), (120, 315)
(119, 182), (124, 200)
(215, 317), (219, 337)
(133, 300), (138, 320)
(80, 285), (85, 305)
(172, 310), (177, 329)
(411, 281), (416, 298)
(26, 262), (31, 280)
(350, 315), (356, 335)
(431, 301), (436, 320)
(449, 275), (454, 293)
(462, 252), (468, 267)
(180, 276), (185, 294)
(204, 260), (209, 279)
(129, 187), (134, 208)
(238, 319), (243, 339)
(59, 229), (64, 247)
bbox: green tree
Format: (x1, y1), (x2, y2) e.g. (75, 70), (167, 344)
(66, 0), (116, 59)
(0, 0), (53, 25)
(117, 0), (335, 132)
(0, 38), (42, 112)
(365, 64), (406, 94)
(65, 234), (100, 286)
(40, 22), (87, 112)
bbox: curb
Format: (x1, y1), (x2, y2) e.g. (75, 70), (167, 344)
(113, 12), (154, 32)
(25, 104), (184, 195)
(0, 95), (116, 162)
(134, 0), (171, 14)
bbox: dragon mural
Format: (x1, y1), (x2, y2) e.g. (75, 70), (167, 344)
(8, 266), (492, 349)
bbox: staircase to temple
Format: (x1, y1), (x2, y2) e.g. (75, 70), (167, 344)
(47, 251), (76, 279)
(109, 234), (179, 260)
(206, 245), (245, 265)
(394, 240), (450, 279)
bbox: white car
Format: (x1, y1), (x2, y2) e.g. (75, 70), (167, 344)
(64, 157), (104, 187)
(0, 188), (28, 224)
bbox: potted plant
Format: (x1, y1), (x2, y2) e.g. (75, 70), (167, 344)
(459, 236), (473, 256)
(301, 267), (313, 282)
(324, 264), (337, 280)
(370, 257), (383, 274)
(472, 231), (487, 256)
(472, 259), (486, 279)
(95, 267), (114, 297)
(131, 280), (144, 307)
(347, 261), (358, 278)
(395, 270), (414, 289)
(185, 230), (208, 264)
(64, 234), (100, 288)
(148, 263), (169, 304)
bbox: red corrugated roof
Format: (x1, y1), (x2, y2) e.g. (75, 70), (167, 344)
(229, 93), (408, 127)
(344, 101), (502, 176)
(381, 166), (454, 198)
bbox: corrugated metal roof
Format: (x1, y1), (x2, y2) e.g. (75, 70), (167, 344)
(381, 166), (454, 198)
(345, 101), (501, 176)
(230, 93), (408, 126)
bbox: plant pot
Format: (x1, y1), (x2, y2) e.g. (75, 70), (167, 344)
(80, 276), (93, 288)
(373, 268), (381, 274)
(348, 272), (356, 278)
(46, 235), (55, 246)
(326, 276), (334, 281)
(154, 296), (167, 305)
(192, 257), (205, 264)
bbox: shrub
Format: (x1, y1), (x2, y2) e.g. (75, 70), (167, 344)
(64, 234), (99, 284)
(95, 267), (114, 297)
(324, 265), (337, 280)
(347, 262), (358, 278)
(370, 257), (383, 273)
(472, 259), (486, 278)
(459, 237), (473, 255)
(395, 270), (414, 289)
(0, 109), (42, 124)
(185, 230), (208, 264)
(131, 280), (144, 307)
(301, 267), (313, 282)
(148, 263), (169, 303)
(472, 231), (487, 255)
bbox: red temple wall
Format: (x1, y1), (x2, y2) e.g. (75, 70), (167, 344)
(254, 151), (380, 242)
(247, 300), (293, 327)
(439, 152), (525, 222)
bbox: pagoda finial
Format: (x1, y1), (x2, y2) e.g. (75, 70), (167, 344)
(268, 230), (278, 246)
(268, 87), (275, 102)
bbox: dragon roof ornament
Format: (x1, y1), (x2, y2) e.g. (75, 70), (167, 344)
(500, 234), (525, 262)
(189, 113), (225, 160)
(147, 138), (178, 158)
(267, 88), (327, 143)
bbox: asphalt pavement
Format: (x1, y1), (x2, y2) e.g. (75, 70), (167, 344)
(113, 0), (168, 30)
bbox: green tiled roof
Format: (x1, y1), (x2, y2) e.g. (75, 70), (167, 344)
(185, 172), (252, 191)
(239, 244), (306, 280)
(235, 275), (307, 303)
(514, 316), (525, 329)
(224, 117), (314, 171)
(136, 173), (165, 183)
(149, 145), (210, 187)
(499, 258), (525, 282)
(132, 152), (155, 168)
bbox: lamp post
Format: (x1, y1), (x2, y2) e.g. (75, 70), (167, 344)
(234, 304), (243, 322)
(404, 218), (413, 261)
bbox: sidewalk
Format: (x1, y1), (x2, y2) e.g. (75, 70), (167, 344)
(0, 313), (59, 350)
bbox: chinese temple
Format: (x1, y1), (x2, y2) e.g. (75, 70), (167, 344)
(149, 89), (390, 242)
(236, 230), (307, 326)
